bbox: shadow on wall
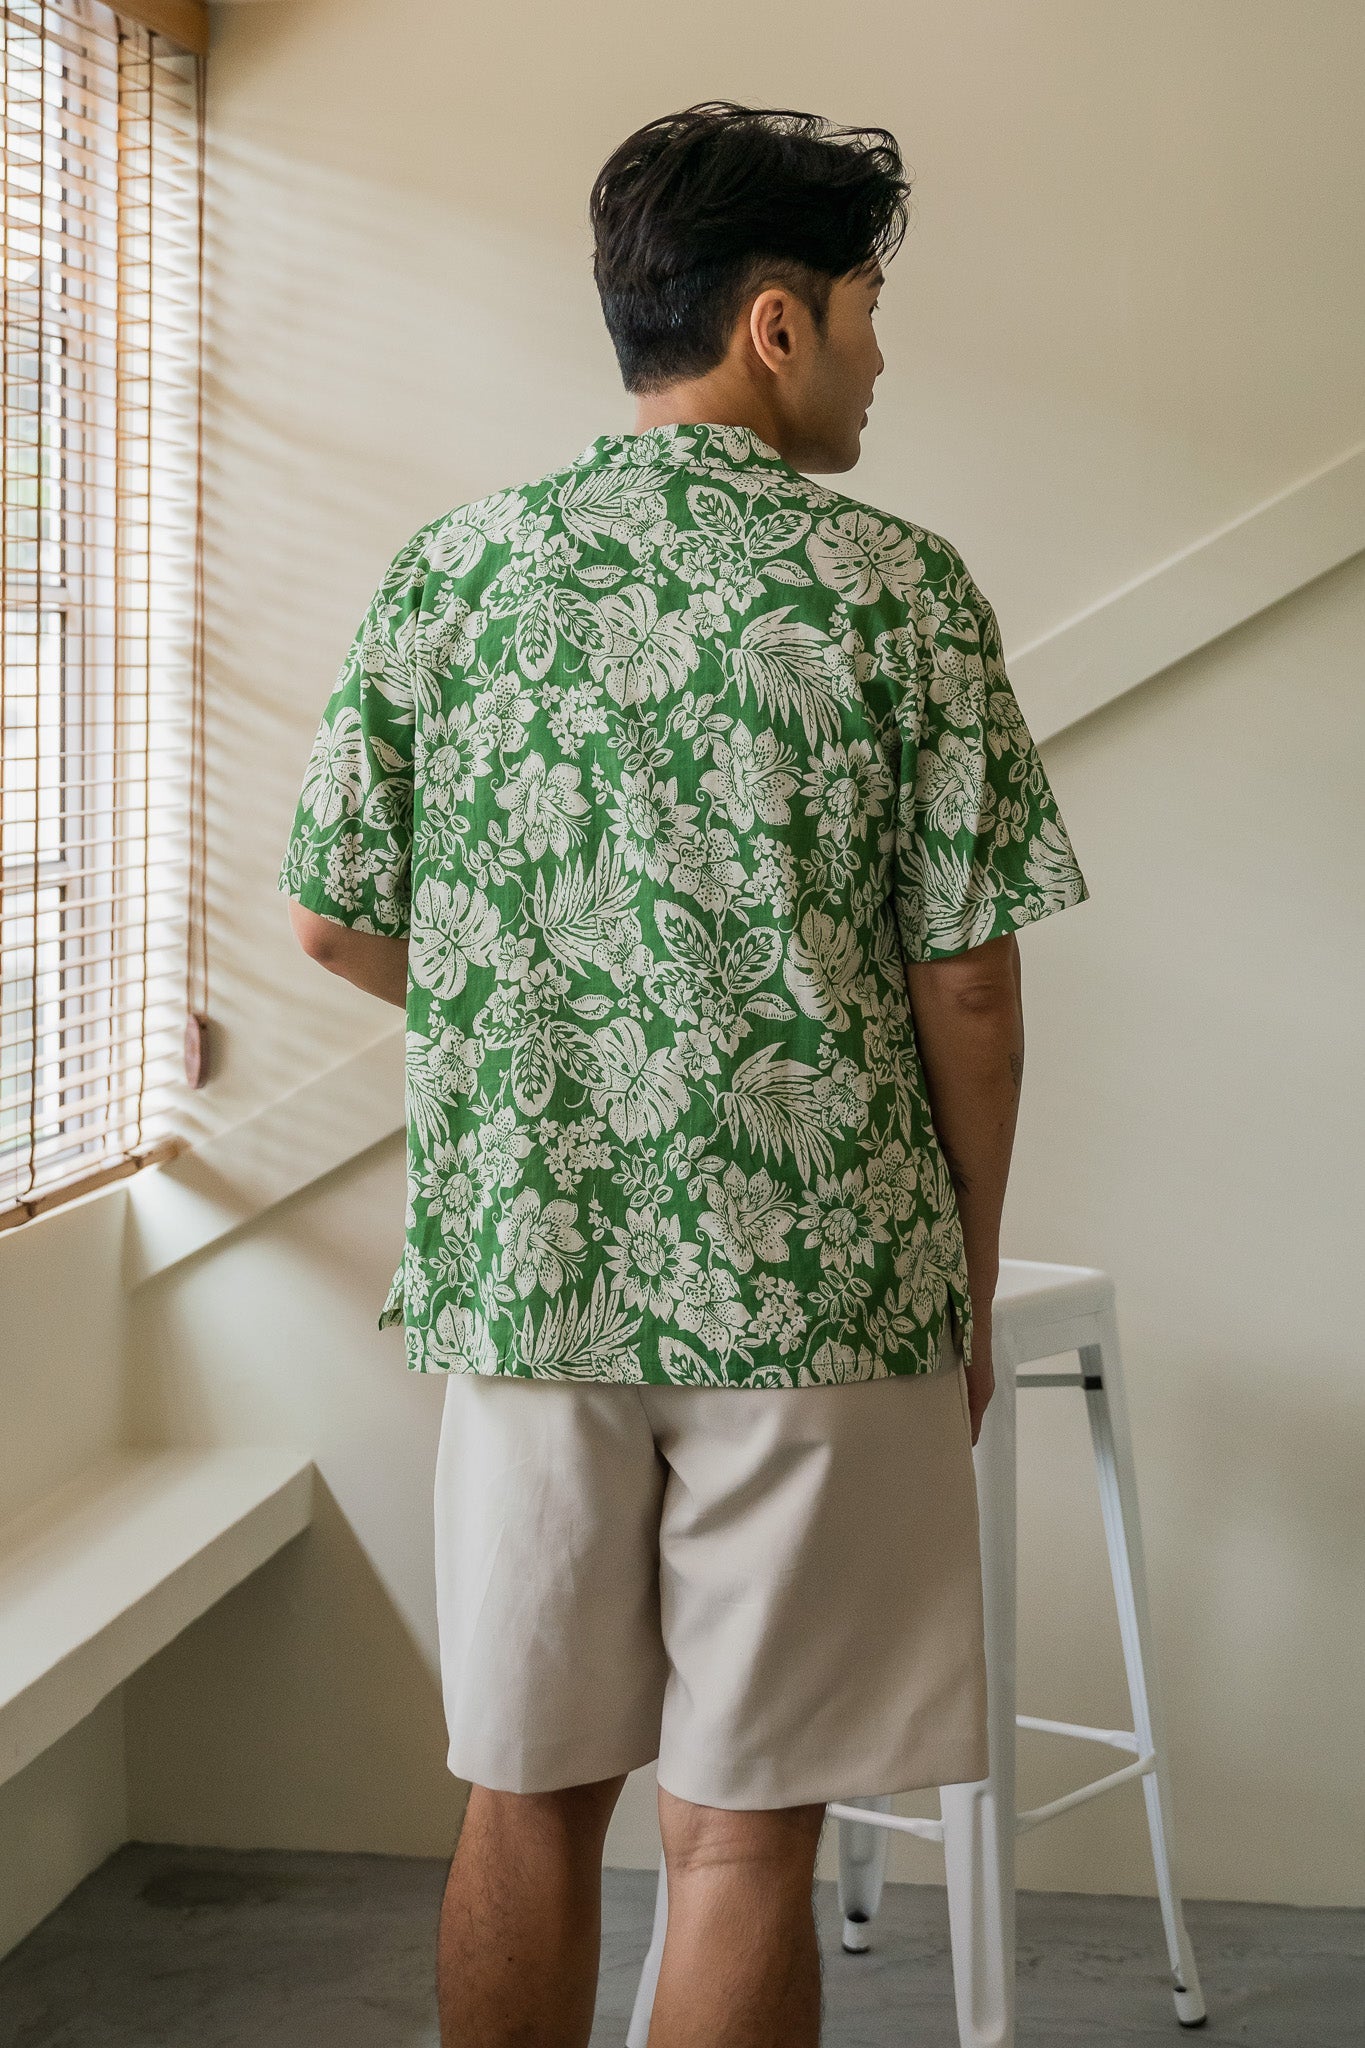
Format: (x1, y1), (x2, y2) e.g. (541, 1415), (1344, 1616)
(200, 91), (616, 1127)
(122, 1472), (466, 1859)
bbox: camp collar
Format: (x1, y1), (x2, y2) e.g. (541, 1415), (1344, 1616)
(575, 420), (799, 477)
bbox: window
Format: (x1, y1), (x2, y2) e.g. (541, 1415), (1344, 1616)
(1, 0), (205, 1228)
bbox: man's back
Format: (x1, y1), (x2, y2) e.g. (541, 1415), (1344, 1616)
(278, 418), (1087, 1386)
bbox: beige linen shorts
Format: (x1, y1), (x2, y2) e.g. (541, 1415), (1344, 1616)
(432, 1317), (989, 1810)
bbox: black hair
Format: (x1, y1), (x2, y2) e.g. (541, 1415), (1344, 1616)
(589, 101), (910, 394)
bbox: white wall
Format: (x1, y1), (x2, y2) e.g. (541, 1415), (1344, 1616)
(0, 1188), (128, 1528)
(0, 1696), (128, 1964)
(1000, 551), (1365, 1907)
(122, 1137), (463, 1857)
(4, 0), (1361, 1944)
(0, 1197), (132, 1956)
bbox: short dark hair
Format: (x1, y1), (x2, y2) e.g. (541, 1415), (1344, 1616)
(590, 101), (910, 394)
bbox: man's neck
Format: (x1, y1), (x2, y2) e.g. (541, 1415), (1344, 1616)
(632, 377), (789, 460)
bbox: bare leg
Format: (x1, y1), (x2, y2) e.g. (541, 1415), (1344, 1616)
(437, 1772), (627, 2048)
(647, 1785), (826, 2048)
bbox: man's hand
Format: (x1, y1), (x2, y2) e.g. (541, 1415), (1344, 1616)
(904, 931), (1023, 1447)
(287, 901), (409, 1009)
(962, 1326), (996, 1451)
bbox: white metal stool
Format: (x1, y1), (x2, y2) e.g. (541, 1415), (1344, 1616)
(626, 1259), (1206, 2048)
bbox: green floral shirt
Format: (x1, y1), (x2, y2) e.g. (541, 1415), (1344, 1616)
(278, 422), (1088, 1387)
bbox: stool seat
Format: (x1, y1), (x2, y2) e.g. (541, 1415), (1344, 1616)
(626, 1259), (1207, 2047)
(994, 1255), (1115, 1356)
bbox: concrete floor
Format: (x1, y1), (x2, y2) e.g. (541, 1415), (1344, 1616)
(1, 1843), (1361, 2046)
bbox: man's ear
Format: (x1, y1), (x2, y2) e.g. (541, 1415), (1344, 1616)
(748, 286), (801, 375)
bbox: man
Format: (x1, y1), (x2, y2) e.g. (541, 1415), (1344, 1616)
(279, 102), (1087, 2048)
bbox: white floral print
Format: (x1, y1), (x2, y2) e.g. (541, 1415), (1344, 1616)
(279, 422), (1088, 1385)
(495, 752), (589, 860)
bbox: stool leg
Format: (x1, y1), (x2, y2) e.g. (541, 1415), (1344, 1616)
(837, 1794), (893, 1951)
(625, 1851), (668, 2048)
(1082, 1311), (1207, 2029)
(941, 1325), (1018, 2048)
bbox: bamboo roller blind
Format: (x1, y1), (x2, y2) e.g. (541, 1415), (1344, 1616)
(1, 0), (204, 1230)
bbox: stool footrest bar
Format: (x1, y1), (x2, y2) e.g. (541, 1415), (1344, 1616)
(826, 1802), (945, 1844)
(1016, 1713), (1142, 1753)
(1017, 1371), (1104, 1389)
(1015, 1751), (1157, 1834)
(830, 1747), (1156, 1850)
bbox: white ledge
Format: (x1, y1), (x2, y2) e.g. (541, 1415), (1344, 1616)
(0, 1447), (314, 1787)
(123, 1026), (405, 1289)
(1017, 441), (1365, 740)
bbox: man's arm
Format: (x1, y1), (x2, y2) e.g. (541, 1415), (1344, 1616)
(904, 929), (1024, 1445)
(288, 901), (409, 1010)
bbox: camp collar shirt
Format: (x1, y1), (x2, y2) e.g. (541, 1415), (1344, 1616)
(278, 421), (1089, 1388)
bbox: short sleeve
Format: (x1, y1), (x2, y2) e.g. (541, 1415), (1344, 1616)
(276, 527), (430, 937)
(893, 559), (1090, 961)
